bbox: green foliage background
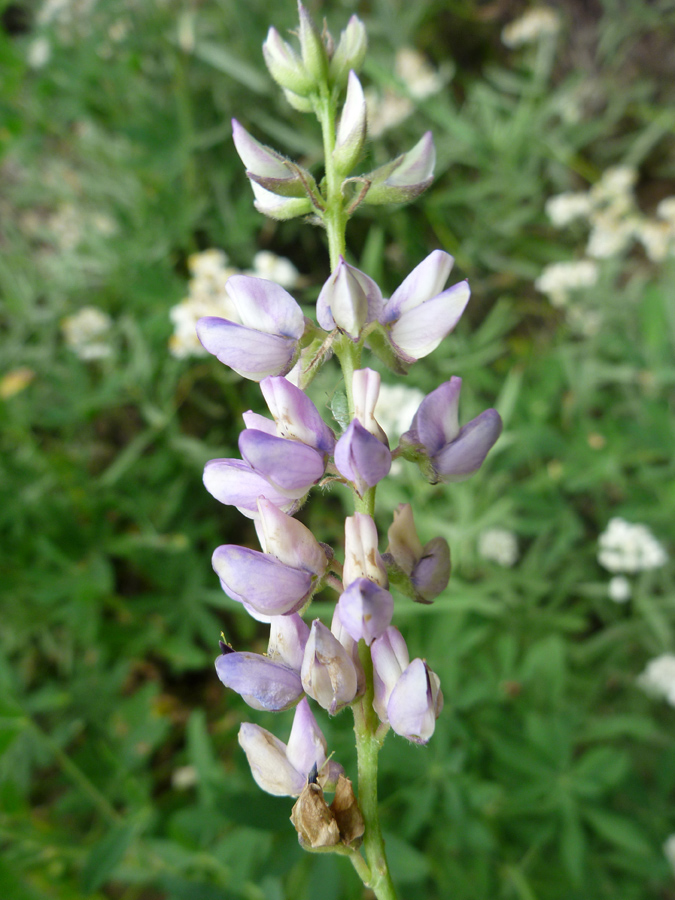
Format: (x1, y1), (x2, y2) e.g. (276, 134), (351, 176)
(1, 0), (674, 898)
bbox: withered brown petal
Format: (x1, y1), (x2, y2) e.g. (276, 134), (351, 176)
(330, 774), (365, 848)
(291, 782), (340, 848)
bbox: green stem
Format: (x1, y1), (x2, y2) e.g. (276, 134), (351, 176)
(316, 87), (348, 271)
(352, 646), (398, 900)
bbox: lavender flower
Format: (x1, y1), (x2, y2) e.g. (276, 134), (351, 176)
(334, 419), (392, 496)
(216, 646), (304, 711)
(316, 258), (383, 338)
(301, 620), (359, 714)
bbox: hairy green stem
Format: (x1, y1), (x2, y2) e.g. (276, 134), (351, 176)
(316, 88), (348, 271)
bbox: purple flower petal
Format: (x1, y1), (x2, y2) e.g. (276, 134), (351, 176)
(216, 651), (304, 711)
(301, 620), (358, 714)
(239, 722), (306, 796)
(226, 275), (304, 339)
(334, 419), (392, 496)
(261, 376), (335, 455)
(410, 378), (462, 455)
(212, 545), (313, 615)
(267, 614), (311, 671)
(196, 317), (298, 381)
(433, 408), (502, 482)
(337, 578), (393, 645)
(411, 537), (451, 603)
(286, 697), (328, 776)
(239, 429), (325, 496)
(256, 497), (329, 576)
(371, 626), (410, 723)
(388, 280), (470, 362)
(203, 458), (297, 518)
(382, 250), (454, 323)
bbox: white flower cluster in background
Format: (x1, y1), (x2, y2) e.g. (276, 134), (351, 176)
(637, 654), (675, 706)
(365, 48), (451, 138)
(607, 575), (632, 604)
(478, 528), (519, 567)
(598, 517), (668, 574)
(61, 306), (113, 360)
(169, 249), (300, 359)
(374, 383), (425, 445)
(534, 259), (599, 308)
(501, 7), (560, 48)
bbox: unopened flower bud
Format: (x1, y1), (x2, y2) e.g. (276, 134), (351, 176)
(337, 578), (393, 645)
(329, 15), (367, 86)
(316, 257), (383, 339)
(301, 620), (359, 714)
(297, 2), (329, 85)
(334, 419), (392, 496)
(343, 512), (388, 587)
(250, 182), (313, 220)
(352, 368), (388, 444)
(362, 132), (435, 205)
(333, 71), (367, 174)
(232, 119), (314, 199)
(387, 658), (443, 744)
(263, 26), (314, 95)
(387, 504), (450, 603)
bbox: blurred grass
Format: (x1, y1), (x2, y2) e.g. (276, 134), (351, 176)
(1, 0), (675, 898)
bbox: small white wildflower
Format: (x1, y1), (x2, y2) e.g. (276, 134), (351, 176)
(27, 37), (51, 68)
(634, 218), (675, 263)
(585, 214), (636, 259)
(188, 249), (229, 280)
(608, 575), (631, 603)
(374, 383), (425, 445)
(591, 165), (638, 203)
(248, 251), (299, 288)
(62, 307), (113, 360)
(534, 259), (599, 306)
(501, 7), (560, 48)
(664, 834), (675, 873)
(598, 517), (668, 574)
(545, 191), (593, 227)
(108, 19), (130, 43)
(171, 765), (198, 790)
(478, 528), (519, 567)
(656, 197), (675, 225)
(638, 654), (675, 706)
(394, 48), (448, 100)
(365, 87), (414, 138)
(47, 203), (83, 251)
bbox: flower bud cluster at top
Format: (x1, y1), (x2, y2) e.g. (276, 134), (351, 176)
(198, 2), (502, 841)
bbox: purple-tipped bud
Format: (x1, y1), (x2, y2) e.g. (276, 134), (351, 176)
(238, 429), (325, 497)
(316, 258), (383, 338)
(337, 578), (393, 645)
(250, 182), (313, 220)
(267, 613), (310, 671)
(387, 658), (443, 744)
(371, 625), (410, 723)
(238, 698), (343, 797)
(203, 458), (299, 519)
(334, 419), (392, 496)
(352, 368), (388, 444)
(401, 377), (502, 482)
(261, 376), (335, 456)
(216, 650), (304, 711)
(297, 2), (328, 84)
(330, 15), (367, 85)
(343, 513), (388, 588)
(362, 132), (435, 206)
(262, 26), (314, 95)
(256, 497), (329, 576)
(212, 545), (314, 616)
(333, 72), (367, 174)
(379, 251), (470, 363)
(232, 120), (309, 198)
(301, 620), (359, 714)
(387, 504), (450, 603)
(196, 274), (305, 380)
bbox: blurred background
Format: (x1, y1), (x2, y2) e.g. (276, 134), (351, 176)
(1, 0), (675, 897)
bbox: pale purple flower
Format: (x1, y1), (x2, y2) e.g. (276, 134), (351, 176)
(316, 257), (383, 338)
(387, 658), (443, 744)
(216, 646), (304, 711)
(238, 428), (325, 497)
(260, 376), (335, 456)
(401, 377), (502, 482)
(203, 458), (299, 519)
(238, 697), (344, 796)
(343, 512), (388, 588)
(333, 71), (367, 173)
(386, 503), (450, 602)
(371, 625), (410, 723)
(301, 620), (359, 714)
(352, 368), (388, 444)
(267, 613), (311, 671)
(212, 545), (315, 617)
(337, 578), (394, 645)
(334, 419), (392, 496)
(379, 250), (470, 363)
(255, 497), (329, 577)
(196, 275), (305, 381)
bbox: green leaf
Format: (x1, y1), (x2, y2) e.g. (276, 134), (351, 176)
(81, 823), (138, 894)
(583, 808), (653, 857)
